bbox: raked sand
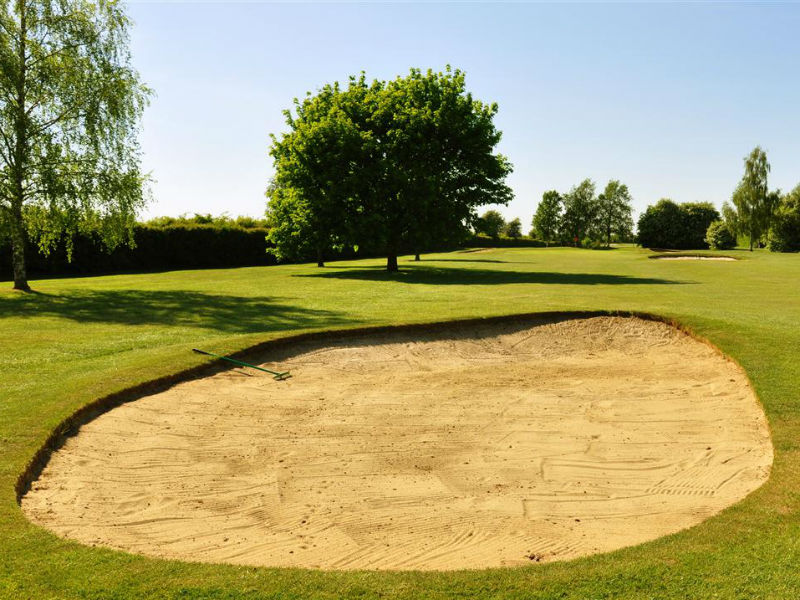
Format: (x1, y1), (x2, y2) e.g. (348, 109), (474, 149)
(22, 316), (772, 570)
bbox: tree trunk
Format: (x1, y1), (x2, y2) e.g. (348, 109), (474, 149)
(386, 253), (398, 272)
(316, 247), (324, 267)
(749, 225), (754, 252)
(10, 203), (30, 291)
(414, 253), (420, 261)
(11, 3), (30, 292)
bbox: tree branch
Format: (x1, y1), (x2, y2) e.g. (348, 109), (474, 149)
(0, 127), (15, 167)
(26, 38), (95, 71)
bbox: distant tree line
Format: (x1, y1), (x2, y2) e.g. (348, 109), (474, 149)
(473, 210), (524, 240)
(530, 179), (634, 247)
(722, 147), (799, 252)
(143, 213), (270, 229)
(636, 147), (800, 252)
(266, 67), (512, 270)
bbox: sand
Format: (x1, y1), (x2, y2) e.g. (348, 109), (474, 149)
(652, 256), (736, 261)
(21, 316), (772, 571)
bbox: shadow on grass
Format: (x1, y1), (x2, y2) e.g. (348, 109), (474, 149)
(299, 265), (687, 286)
(0, 289), (353, 333)
(416, 258), (510, 264)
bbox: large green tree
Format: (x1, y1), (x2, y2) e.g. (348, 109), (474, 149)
(594, 180), (633, 247)
(360, 68), (512, 270)
(267, 68), (512, 271)
(560, 179), (597, 246)
(732, 146), (772, 251)
(0, 0), (150, 290)
(266, 79), (368, 266)
(531, 190), (561, 246)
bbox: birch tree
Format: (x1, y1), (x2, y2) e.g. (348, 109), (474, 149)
(0, 0), (150, 290)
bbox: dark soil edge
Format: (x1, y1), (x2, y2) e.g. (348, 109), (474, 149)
(14, 309), (741, 504)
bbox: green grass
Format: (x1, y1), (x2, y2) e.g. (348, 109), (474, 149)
(1, 246), (799, 599)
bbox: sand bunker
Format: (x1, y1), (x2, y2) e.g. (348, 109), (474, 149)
(652, 255), (736, 261)
(22, 316), (772, 571)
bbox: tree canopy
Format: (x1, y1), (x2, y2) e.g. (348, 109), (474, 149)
(531, 190), (561, 245)
(637, 199), (720, 249)
(475, 209), (505, 239)
(0, 0), (151, 290)
(732, 146), (773, 251)
(266, 67), (512, 270)
(594, 180), (633, 247)
(560, 179), (597, 245)
(504, 217), (522, 239)
(769, 184), (800, 252)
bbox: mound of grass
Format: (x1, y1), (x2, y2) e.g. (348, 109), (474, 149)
(1, 246), (799, 599)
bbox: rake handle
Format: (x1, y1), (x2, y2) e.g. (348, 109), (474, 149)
(192, 348), (290, 380)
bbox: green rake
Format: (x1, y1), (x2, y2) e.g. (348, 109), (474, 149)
(192, 348), (291, 380)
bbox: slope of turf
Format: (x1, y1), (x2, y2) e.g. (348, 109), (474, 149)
(1, 246), (798, 599)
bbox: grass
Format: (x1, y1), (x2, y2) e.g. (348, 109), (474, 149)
(1, 245), (799, 599)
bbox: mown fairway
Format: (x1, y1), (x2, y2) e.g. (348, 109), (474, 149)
(1, 246), (799, 599)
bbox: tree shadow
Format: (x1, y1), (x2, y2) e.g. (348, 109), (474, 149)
(299, 265), (686, 286)
(416, 258), (510, 264)
(0, 289), (354, 333)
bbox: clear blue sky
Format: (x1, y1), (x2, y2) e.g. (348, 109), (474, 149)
(129, 1), (800, 225)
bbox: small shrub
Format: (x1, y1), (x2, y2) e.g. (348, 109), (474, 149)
(705, 221), (736, 250)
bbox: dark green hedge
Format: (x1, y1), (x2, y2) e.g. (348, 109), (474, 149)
(468, 234), (550, 248)
(1, 227), (554, 280)
(0, 225), (276, 279)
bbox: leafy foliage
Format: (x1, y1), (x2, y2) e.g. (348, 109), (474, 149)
(531, 190), (562, 245)
(731, 147), (776, 251)
(0, 222), (276, 277)
(681, 202), (722, 249)
(503, 217), (522, 238)
(769, 184), (800, 252)
(143, 214), (269, 229)
(637, 199), (720, 249)
(266, 68), (512, 270)
(0, 0), (151, 289)
(560, 179), (597, 246)
(468, 233), (548, 247)
(721, 201), (740, 238)
(705, 221), (736, 250)
(475, 209), (506, 239)
(594, 180), (633, 247)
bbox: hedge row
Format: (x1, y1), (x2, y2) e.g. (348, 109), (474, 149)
(0, 227), (556, 280)
(468, 234), (550, 248)
(0, 225), (276, 279)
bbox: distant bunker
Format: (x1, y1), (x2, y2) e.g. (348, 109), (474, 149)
(22, 316), (772, 571)
(650, 254), (737, 261)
